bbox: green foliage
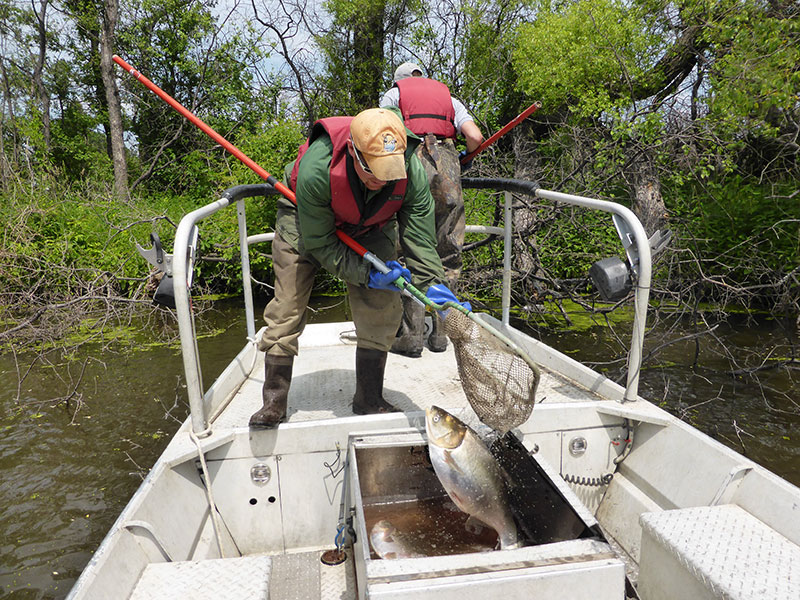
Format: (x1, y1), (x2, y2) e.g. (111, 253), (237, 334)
(0, 172), (287, 303)
(668, 177), (800, 280)
(511, 0), (799, 183)
(458, 1), (535, 135)
(1, 0), (797, 315)
(227, 120), (306, 188)
(50, 106), (114, 182)
(0, 178), (169, 299)
(537, 208), (621, 279)
(702, 1), (800, 174)
(317, 0), (399, 113)
(117, 0), (273, 197)
(512, 0), (655, 116)
(462, 189), (506, 296)
(200, 120), (308, 291)
(462, 189), (621, 286)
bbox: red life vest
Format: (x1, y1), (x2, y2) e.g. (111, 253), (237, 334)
(396, 77), (457, 139)
(289, 117), (407, 235)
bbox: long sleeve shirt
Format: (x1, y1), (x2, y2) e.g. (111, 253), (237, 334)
(275, 109), (445, 290)
(379, 86), (475, 133)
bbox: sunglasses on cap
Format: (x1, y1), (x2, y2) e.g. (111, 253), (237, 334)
(350, 137), (373, 174)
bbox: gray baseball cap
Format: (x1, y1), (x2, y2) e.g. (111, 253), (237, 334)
(393, 62), (424, 82)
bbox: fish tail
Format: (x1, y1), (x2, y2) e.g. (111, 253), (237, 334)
(499, 529), (521, 550)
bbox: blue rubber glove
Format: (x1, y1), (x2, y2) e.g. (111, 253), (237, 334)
(368, 260), (411, 292)
(459, 150), (473, 173)
(426, 283), (472, 312)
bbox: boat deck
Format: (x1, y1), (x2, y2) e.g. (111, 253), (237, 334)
(144, 322), (625, 600)
(130, 550), (356, 600)
(213, 321), (600, 431)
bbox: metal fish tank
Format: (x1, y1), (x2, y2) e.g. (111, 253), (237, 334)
(347, 428), (627, 599)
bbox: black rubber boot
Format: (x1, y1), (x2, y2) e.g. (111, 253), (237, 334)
(352, 348), (398, 415)
(390, 296), (425, 358)
(249, 354), (294, 428)
(426, 313), (448, 353)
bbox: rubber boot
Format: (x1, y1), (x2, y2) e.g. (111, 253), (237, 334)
(426, 312), (448, 353)
(352, 348), (398, 415)
(390, 295), (425, 358)
(249, 354), (294, 428)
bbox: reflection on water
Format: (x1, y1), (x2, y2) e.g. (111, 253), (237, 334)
(0, 343), (189, 600)
(0, 297), (797, 598)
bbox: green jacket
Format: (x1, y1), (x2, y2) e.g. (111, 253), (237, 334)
(276, 107), (445, 290)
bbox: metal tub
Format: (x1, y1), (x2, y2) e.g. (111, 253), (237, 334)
(347, 430), (626, 600)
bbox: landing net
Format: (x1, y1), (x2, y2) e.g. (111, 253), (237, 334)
(443, 309), (540, 434)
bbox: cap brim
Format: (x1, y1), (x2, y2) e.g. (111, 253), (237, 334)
(363, 153), (406, 181)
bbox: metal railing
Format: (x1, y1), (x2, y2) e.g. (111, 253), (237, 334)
(462, 178), (652, 404)
(171, 184), (279, 434)
(171, 180), (651, 433)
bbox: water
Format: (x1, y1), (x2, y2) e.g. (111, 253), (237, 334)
(0, 343), (190, 599)
(1, 299), (798, 598)
(524, 308), (800, 486)
(366, 497), (498, 558)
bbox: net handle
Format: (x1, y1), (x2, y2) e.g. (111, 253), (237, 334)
(362, 251), (541, 378)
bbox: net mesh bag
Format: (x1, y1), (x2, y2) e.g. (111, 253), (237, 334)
(443, 309), (541, 434)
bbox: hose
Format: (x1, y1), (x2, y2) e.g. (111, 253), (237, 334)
(613, 419), (634, 465)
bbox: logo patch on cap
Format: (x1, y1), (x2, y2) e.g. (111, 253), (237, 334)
(382, 134), (397, 153)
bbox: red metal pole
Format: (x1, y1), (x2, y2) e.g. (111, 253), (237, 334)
(114, 56), (378, 262)
(460, 101), (542, 164)
(112, 55), (297, 203)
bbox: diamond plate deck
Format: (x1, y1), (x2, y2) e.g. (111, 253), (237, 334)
(129, 556), (271, 599)
(269, 550), (356, 600)
(639, 504), (800, 599)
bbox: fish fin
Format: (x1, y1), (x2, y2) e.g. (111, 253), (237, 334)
(500, 540), (523, 550)
(499, 528), (521, 550)
(501, 470), (519, 493)
(464, 515), (487, 535)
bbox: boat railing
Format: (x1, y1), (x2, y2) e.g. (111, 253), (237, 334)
(170, 180), (650, 434)
(461, 178), (652, 406)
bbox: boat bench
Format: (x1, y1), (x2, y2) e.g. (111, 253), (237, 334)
(637, 504), (800, 600)
(129, 555), (271, 599)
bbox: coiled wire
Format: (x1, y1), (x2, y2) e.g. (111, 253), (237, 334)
(562, 472), (614, 487)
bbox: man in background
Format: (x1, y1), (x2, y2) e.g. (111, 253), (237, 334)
(380, 62), (484, 357)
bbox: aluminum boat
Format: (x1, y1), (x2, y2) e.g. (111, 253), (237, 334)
(67, 179), (800, 600)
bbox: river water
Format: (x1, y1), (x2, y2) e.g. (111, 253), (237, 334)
(1, 298), (798, 599)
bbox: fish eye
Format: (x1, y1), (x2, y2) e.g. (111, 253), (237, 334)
(433, 415), (440, 423)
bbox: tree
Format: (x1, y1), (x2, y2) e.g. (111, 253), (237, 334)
(31, 0), (52, 154)
(100, 0), (129, 198)
(0, 0), (56, 174)
(316, 0), (411, 115)
(116, 0), (270, 195)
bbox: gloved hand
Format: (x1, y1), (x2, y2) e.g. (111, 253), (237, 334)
(459, 150), (474, 173)
(368, 260), (411, 292)
(426, 283), (472, 312)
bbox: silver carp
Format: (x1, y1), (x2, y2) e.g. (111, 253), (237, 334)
(369, 519), (425, 559)
(425, 405), (520, 549)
